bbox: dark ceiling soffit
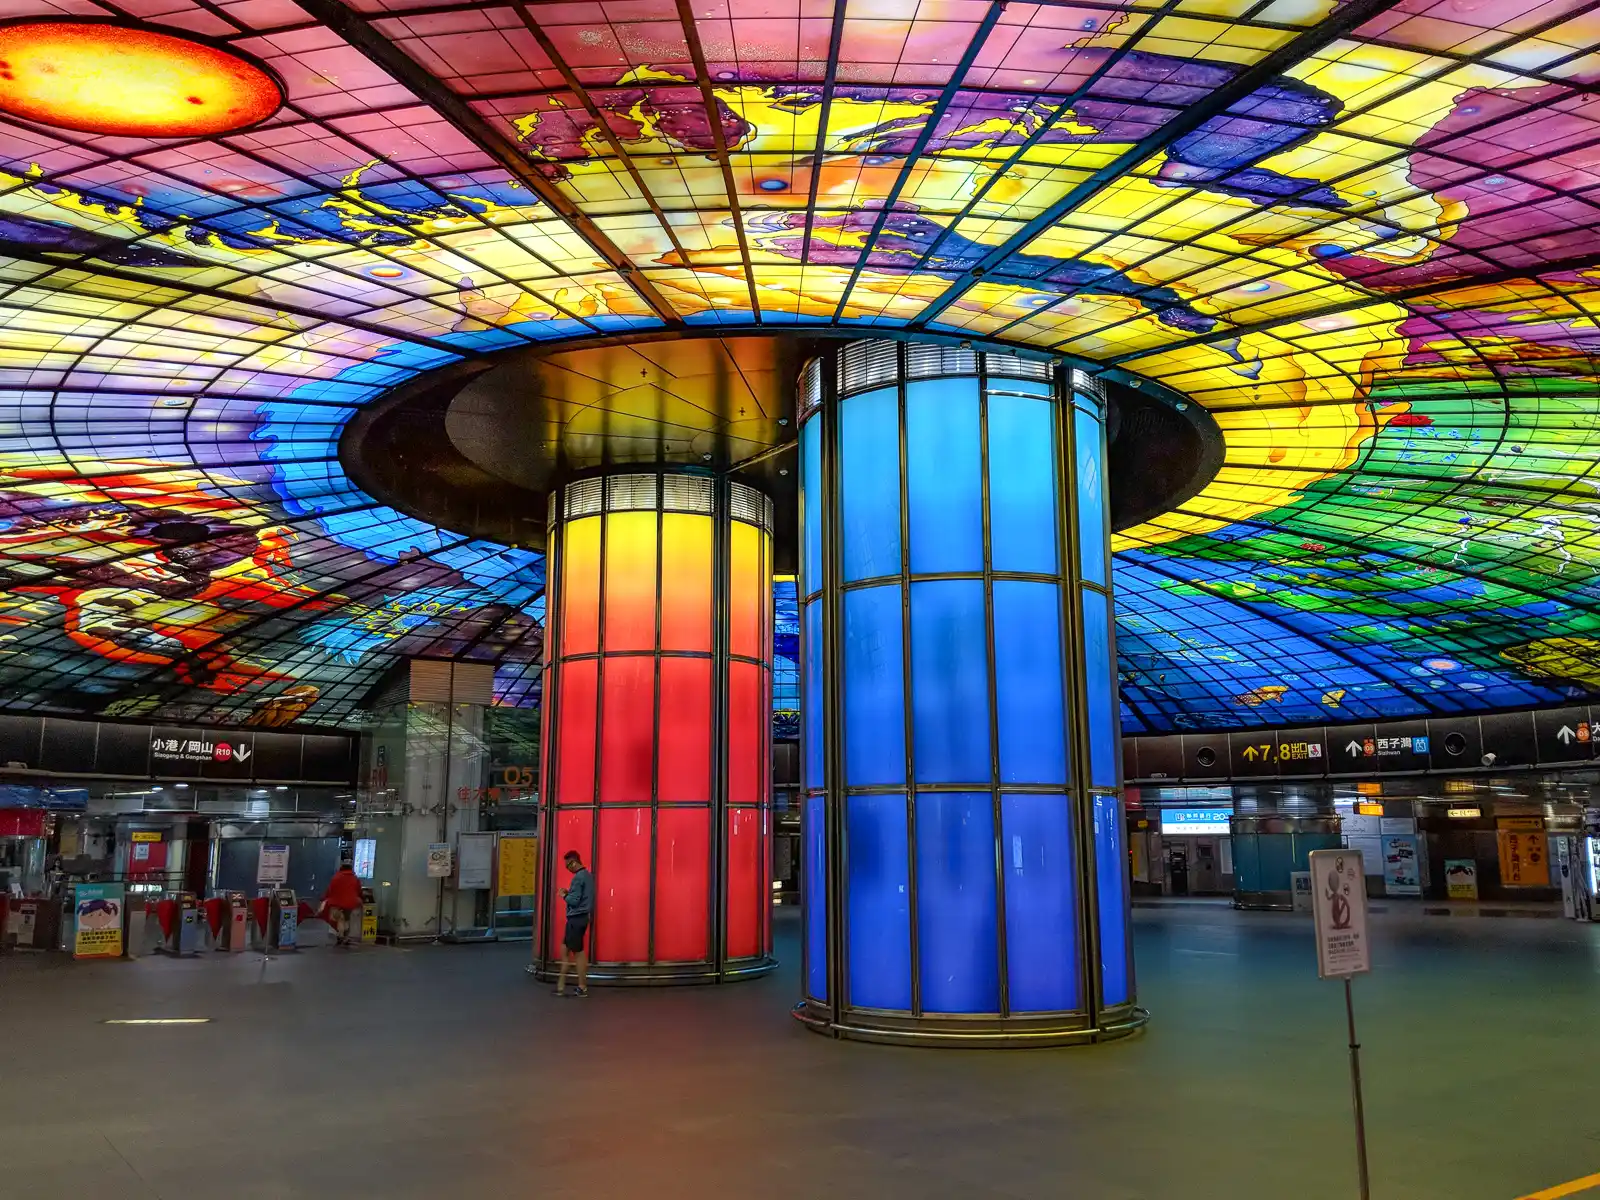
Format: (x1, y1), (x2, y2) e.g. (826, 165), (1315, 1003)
(909, 0), (1402, 331)
(290, 0), (684, 327)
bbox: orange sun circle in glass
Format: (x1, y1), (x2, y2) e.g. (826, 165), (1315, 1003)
(0, 22), (282, 137)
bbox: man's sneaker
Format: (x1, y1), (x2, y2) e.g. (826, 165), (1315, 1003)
(574, 987), (589, 998)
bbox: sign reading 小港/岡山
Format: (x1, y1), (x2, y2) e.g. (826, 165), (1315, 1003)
(150, 728), (255, 775)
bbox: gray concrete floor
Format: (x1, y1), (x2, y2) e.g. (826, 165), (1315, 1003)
(1, 905), (1596, 1200)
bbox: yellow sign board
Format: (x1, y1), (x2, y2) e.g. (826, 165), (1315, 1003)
(1497, 816), (1544, 832)
(1498, 830), (1549, 888)
(72, 883), (125, 959)
(497, 835), (539, 898)
(1356, 802), (1383, 816)
(130, 831), (162, 842)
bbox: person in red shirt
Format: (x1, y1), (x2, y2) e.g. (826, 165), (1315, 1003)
(321, 862), (364, 947)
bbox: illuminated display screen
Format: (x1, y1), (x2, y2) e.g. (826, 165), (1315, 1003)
(1160, 809), (1233, 837)
(0, 0), (1590, 734)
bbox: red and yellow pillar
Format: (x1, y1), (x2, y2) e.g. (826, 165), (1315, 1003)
(537, 472), (774, 981)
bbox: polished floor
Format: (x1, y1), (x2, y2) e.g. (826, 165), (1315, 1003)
(1, 904), (1594, 1200)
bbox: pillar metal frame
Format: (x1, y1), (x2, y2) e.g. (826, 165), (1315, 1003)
(794, 339), (1149, 1046)
(533, 467), (777, 985)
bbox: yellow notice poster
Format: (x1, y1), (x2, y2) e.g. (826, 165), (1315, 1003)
(497, 835), (538, 897)
(1498, 830), (1550, 888)
(72, 883), (125, 959)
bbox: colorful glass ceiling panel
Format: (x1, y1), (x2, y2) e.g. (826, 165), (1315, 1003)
(0, 0), (1596, 730)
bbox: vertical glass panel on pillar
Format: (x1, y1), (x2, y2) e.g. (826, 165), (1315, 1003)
(727, 660), (762, 804)
(556, 658), (598, 804)
(840, 387), (901, 583)
(603, 510), (658, 651)
(595, 806), (651, 963)
(906, 379), (982, 574)
(843, 585), (905, 786)
(659, 513), (712, 652)
(804, 793), (827, 1001)
(992, 581), (1067, 785)
(726, 807), (763, 959)
(802, 416), (823, 595)
(846, 793), (912, 1012)
(561, 516), (601, 656)
(915, 792), (999, 1014)
(549, 807), (594, 950)
(729, 521), (763, 660)
(910, 580), (991, 785)
(653, 807), (710, 963)
(1094, 793), (1130, 1007)
(1000, 794), (1079, 1013)
(987, 386), (1059, 575)
(803, 599), (824, 790)
(1074, 405), (1108, 588)
(600, 656), (654, 803)
(1082, 589), (1118, 789)
(657, 657), (711, 801)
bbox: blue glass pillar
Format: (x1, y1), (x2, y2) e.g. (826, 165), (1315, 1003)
(795, 341), (1143, 1047)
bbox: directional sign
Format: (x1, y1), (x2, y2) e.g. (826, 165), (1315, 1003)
(1329, 725), (1378, 773)
(1229, 732), (1279, 778)
(1534, 707), (1595, 764)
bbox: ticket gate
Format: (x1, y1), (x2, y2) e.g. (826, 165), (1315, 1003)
(225, 891), (249, 952)
(157, 892), (206, 956)
(263, 888), (298, 951)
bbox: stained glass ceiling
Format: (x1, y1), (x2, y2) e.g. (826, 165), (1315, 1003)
(0, 0), (1597, 731)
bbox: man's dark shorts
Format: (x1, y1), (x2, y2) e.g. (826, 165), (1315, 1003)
(563, 914), (590, 953)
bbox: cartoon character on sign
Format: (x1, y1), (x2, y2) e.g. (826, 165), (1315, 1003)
(77, 896), (120, 930)
(1328, 857), (1353, 930)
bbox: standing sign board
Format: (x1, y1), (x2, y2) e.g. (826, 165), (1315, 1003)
(1444, 859), (1479, 900)
(497, 835), (539, 897)
(1309, 850), (1370, 978)
(72, 882), (125, 959)
(456, 833), (495, 890)
(257, 844), (289, 886)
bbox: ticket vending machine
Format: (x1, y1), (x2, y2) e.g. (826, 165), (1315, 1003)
(359, 887), (377, 945)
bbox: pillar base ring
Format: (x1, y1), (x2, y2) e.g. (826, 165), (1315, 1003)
(790, 1000), (1149, 1048)
(527, 956), (778, 987)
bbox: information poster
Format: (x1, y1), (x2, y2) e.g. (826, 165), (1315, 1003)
(426, 843), (453, 878)
(1309, 850), (1370, 978)
(497, 835), (538, 897)
(1382, 835), (1422, 896)
(457, 834), (494, 890)
(72, 882), (125, 959)
(257, 843), (289, 885)
(1444, 859), (1479, 900)
(1498, 828), (1550, 888)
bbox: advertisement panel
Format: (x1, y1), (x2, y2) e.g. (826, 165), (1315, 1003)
(72, 882), (125, 959)
(1382, 835), (1422, 896)
(1444, 859), (1479, 900)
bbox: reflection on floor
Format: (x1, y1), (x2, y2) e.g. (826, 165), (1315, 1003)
(1, 906), (1595, 1200)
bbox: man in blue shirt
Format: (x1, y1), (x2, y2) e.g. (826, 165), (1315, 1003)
(555, 850), (593, 997)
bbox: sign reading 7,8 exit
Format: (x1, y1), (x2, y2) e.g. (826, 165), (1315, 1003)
(1231, 732), (1326, 776)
